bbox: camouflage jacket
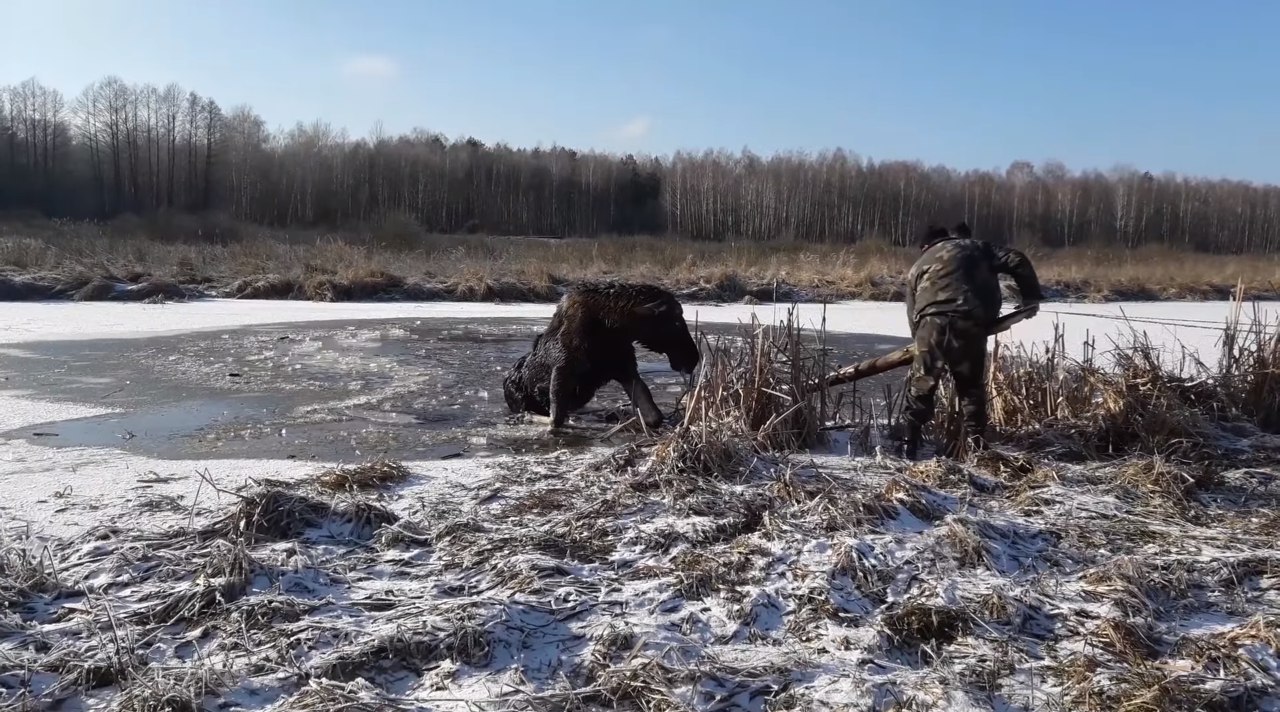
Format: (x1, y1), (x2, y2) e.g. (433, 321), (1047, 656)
(905, 237), (1044, 333)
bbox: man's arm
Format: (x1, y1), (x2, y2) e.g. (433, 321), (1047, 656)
(990, 245), (1045, 306)
(904, 266), (920, 335)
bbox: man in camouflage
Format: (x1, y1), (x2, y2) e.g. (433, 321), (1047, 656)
(901, 222), (1045, 459)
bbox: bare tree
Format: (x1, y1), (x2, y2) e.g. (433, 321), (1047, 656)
(2, 73), (1280, 254)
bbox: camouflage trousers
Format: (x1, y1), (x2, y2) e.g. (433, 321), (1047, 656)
(902, 314), (989, 458)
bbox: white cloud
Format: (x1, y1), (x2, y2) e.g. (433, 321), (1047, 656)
(612, 115), (653, 141)
(340, 54), (400, 81)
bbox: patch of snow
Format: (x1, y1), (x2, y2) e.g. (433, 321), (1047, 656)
(0, 391), (510, 539)
(0, 391), (122, 430)
(0, 299), (554, 345)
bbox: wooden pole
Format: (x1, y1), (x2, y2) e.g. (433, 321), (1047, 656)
(809, 304), (1040, 394)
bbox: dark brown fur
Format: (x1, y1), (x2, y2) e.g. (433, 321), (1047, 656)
(503, 282), (700, 430)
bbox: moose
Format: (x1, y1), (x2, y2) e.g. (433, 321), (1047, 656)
(502, 282), (701, 431)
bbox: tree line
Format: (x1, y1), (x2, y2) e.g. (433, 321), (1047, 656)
(3, 75), (1278, 253)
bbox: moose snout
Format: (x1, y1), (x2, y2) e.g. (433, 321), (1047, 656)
(669, 352), (699, 376)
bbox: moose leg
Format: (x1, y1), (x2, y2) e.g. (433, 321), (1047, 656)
(618, 374), (664, 430)
(548, 365), (570, 431)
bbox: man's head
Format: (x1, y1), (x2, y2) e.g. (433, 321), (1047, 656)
(919, 222), (974, 251)
(919, 224), (952, 251)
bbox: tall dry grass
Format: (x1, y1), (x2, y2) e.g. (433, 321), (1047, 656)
(670, 296), (1278, 467)
(931, 302), (1280, 462)
(648, 308), (833, 480)
(2, 217), (1278, 303)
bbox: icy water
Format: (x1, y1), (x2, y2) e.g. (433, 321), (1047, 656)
(0, 316), (910, 462)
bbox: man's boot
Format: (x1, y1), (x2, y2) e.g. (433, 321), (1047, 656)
(967, 433), (989, 453)
(964, 416), (989, 457)
(902, 422), (922, 460)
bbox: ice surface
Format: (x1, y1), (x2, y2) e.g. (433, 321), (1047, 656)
(1, 298), (1273, 364)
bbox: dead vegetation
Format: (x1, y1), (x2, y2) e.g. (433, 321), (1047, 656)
(200, 486), (398, 544)
(70, 275), (189, 303)
(4, 220), (1280, 304)
(315, 458), (412, 492)
(940, 302), (1280, 464)
(647, 307), (830, 481)
(0, 269), (191, 303)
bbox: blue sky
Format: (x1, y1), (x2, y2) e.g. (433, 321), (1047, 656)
(5, 0), (1279, 183)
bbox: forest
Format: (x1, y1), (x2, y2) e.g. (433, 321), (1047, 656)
(3, 75), (1279, 253)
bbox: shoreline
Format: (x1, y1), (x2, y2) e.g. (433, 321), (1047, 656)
(3, 270), (1276, 306)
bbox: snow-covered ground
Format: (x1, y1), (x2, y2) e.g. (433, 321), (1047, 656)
(2, 299), (1278, 711)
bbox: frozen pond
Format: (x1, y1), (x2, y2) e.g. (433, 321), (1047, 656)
(0, 316), (911, 462)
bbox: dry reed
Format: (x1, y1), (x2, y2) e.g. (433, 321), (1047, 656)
(314, 458), (412, 492)
(930, 304), (1280, 463)
(648, 307), (831, 481)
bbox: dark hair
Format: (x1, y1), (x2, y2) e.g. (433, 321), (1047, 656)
(920, 224), (951, 246)
(952, 221), (972, 238)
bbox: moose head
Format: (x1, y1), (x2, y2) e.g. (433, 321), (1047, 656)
(628, 295), (700, 376)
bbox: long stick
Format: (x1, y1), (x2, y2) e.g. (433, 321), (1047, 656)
(811, 304), (1040, 393)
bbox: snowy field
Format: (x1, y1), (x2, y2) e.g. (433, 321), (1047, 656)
(2, 299), (1277, 711)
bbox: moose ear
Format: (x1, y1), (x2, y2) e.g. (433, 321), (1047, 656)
(634, 300), (669, 316)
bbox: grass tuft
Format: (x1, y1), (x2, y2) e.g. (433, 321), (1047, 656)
(315, 458), (411, 492)
(648, 307), (830, 482)
(202, 486), (398, 544)
(950, 305), (1280, 463)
